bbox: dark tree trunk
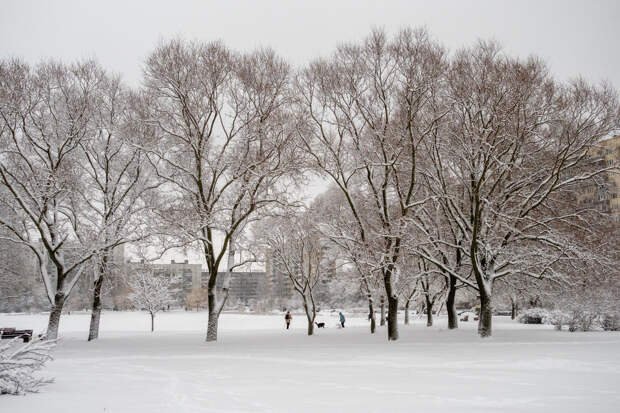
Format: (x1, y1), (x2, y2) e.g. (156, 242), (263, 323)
(387, 295), (398, 340)
(511, 300), (517, 320)
(303, 301), (315, 336)
(380, 296), (386, 326)
(88, 278), (103, 340)
(446, 274), (458, 329)
(478, 290), (493, 337)
(425, 294), (433, 327)
(88, 257), (107, 341)
(46, 292), (66, 340)
(150, 312), (155, 332)
(368, 296), (376, 334)
(404, 300), (410, 325)
(206, 271), (229, 342)
(206, 289), (219, 342)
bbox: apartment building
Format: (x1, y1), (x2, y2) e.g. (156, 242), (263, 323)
(575, 134), (620, 215)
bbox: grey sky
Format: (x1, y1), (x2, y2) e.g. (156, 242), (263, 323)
(1, 0), (619, 89)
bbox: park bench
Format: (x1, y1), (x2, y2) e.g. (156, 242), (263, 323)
(0, 328), (33, 343)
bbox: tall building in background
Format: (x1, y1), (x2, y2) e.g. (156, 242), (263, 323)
(575, 134), (620, 215)
(119, 259), (203, 309)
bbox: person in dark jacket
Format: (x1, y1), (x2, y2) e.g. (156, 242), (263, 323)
(285, 311), (292, 329)
(339, 312), (345, 328)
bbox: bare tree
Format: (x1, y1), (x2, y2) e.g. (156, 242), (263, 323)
(418, 260), (446, 327)
(127, 266), (172, 332)
(0, 203), (42, 312)
(428, 41), (618, 337)
(0, 59), (118, 339)
(311, 187), (382, 333)
(296, 28), (446, 340)
(260, 213), (325, 336)
(395, 268), (420, 326)
(411, 195), (474, 330)
(80, 79), (160, 341)
(141, 40), (299, 342)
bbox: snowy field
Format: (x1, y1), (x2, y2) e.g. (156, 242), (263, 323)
(1, 311), (619, 413)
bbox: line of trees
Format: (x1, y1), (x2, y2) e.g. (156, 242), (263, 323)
(1, 28), (618, 342)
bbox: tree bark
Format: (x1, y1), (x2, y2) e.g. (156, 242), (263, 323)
(387, 295), (399, 340)
(511, 300), (517, 320)
(478, 289), (493, 337)
(303, 301), (315, 336)
(46, 292), (66, 340)
(205, 236), (233, 342)
(206, 307), (219, 341)
(368, 295), (376, 334)
(150, 312), (155, 332)
(88, 256), (108, 341)
(425, 294), (433, 327)
(380, 296), (386, 326)
(88, 288), (102, 340)
(404, 300), (410, 325)
(446, 274), (458, 329)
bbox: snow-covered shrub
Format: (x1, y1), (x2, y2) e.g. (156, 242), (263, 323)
(554, 287), (618, 332)
(566, 309), (598, 332)
(547, 310), (570, 331)
(0, 337), (55, 395)
(601, 314), (620, 331)
(518, 308), (549, 324)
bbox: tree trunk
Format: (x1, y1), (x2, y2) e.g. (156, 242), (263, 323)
(46, 292), (66, 340)
(380, 296), (386, 326)
(206, 280), (220, 342)
(425, 294), (433, 327)
(446, 274), (458, 329)
(404, 300), (410, 325)
(303, 301), (315, 336)
(88, 290), (102, 340)
(368, 296), (376, 334)
(206, 308), (219, 341)
(478, 290), (493, 338)
(205, 236), (234, 342)
(150, 312), (155, 332)
(387, 295), (398, 341)
(88, 261), (107, 341)
(307, 318), (314, 336)
(511, 300), (516, 320)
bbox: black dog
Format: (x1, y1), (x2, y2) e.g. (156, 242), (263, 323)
(315, 322), (325, 328)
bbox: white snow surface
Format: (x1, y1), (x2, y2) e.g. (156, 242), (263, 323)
(1, 311), (619, 412)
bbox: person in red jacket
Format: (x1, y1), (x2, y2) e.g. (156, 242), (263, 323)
(284, 311), (292, 330)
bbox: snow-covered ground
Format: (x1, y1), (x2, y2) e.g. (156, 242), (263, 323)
(1, 311), (619, 412)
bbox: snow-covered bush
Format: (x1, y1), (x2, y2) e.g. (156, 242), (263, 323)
(601, 314), (620, 331)
(552, 286), (619, 332)
(518, 308), (549, 324)
(547, 310), (570, 331)
(566, 309), (598, 332)
(0, 337), (55, 395)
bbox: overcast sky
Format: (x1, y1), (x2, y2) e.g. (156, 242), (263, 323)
(2, 0), (618, 266)
(1, 0), (619, 89)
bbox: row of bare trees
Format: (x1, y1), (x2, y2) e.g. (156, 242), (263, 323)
(1, 28), (618, 342)
(294, 28), (618, 340)
(0, 60), (157, 339)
